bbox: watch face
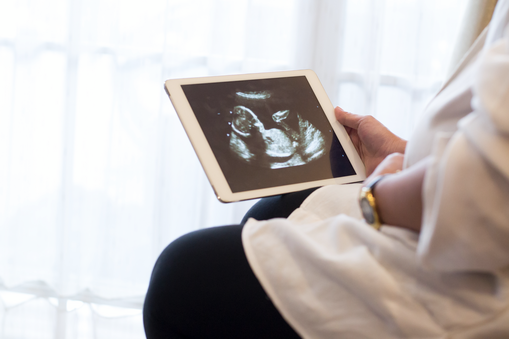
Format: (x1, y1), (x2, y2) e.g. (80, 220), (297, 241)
(360, 198), (375, 224)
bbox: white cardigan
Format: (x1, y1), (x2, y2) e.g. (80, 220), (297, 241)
(242, 1), (509, 338)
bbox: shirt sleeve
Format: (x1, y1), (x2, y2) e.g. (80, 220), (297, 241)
(417, 28), (509, 272)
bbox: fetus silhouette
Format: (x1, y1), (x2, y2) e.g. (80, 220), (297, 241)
(229, 91), (326, 169)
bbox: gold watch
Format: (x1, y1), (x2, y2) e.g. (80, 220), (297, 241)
(359, 175), (387, 230)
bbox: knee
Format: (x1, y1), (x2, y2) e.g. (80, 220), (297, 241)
(143, 226), (245, 338)
(144, 230), (201, 304)
(143, 226), (244, 334)
(143, 231), (200, 337)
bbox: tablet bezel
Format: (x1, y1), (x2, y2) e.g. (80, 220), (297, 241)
(165, 69), (366, 202)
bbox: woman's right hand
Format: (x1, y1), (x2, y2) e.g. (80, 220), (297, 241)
(335, 107), (407, 176)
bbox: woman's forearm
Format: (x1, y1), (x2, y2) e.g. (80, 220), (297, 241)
(372, 158), (430, 232)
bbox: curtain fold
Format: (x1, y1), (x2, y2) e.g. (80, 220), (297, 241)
(0, 0), (468, 337)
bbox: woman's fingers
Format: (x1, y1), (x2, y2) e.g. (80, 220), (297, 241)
(334, 106), (362, 129)
(369, 153), (405, 178)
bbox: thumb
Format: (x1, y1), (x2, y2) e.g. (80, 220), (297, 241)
(334, 106), (362, 130)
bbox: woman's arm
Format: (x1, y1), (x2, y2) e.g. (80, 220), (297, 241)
(335, 107), (427, 231)
(367, 155), (430, 232)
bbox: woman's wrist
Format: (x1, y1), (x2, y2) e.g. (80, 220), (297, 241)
(373, 159), (429, 232)
(359, 174), (389, 229)
(390, 138), (407, 155)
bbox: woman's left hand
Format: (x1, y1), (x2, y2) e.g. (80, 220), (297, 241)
(365, 152), (404, 183)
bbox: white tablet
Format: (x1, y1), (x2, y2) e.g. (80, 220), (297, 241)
(165, 69), (365, 202)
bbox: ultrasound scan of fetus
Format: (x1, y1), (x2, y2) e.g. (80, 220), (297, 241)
(180, 76), (349, 192)
(229, 90), (326, 169)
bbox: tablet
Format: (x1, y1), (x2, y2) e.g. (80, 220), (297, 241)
(165, 69), (365, 202)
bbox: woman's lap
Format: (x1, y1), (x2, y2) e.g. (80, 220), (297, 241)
(143, 225), (301, 338)
(144, 189), (317, 338)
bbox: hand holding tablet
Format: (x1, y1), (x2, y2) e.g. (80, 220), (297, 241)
(165, 70), (365, 202)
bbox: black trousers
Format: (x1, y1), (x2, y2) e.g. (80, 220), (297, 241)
(143, 188), (318, 339)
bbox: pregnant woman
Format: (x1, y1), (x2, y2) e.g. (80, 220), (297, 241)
(143, 1), (509, 337)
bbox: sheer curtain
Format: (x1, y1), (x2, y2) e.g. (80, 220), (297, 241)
(0, 0), (467, 337)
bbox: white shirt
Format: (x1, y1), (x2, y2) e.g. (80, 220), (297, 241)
(242, 1), (509, 338)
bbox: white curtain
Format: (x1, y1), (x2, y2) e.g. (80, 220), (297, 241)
(0, 0), (467, 337)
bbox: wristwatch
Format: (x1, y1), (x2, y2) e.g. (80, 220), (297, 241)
(359, 175), (387, 230)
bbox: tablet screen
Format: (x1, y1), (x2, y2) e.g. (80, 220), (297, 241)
(181, 76), (356, 193)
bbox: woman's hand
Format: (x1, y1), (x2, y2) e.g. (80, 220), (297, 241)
(366, 153), (404, 183)
(335, 107), (407, 176)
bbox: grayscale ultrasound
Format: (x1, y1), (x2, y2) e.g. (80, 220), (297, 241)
(229, 90), (326, 169)
(181, 76), (355, 193)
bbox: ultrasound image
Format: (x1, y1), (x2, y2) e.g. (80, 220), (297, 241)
(229, 90), (326, 169)
(181, 76), (355, 193)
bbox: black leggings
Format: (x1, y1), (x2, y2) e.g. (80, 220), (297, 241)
(143, 188), (318, 339)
